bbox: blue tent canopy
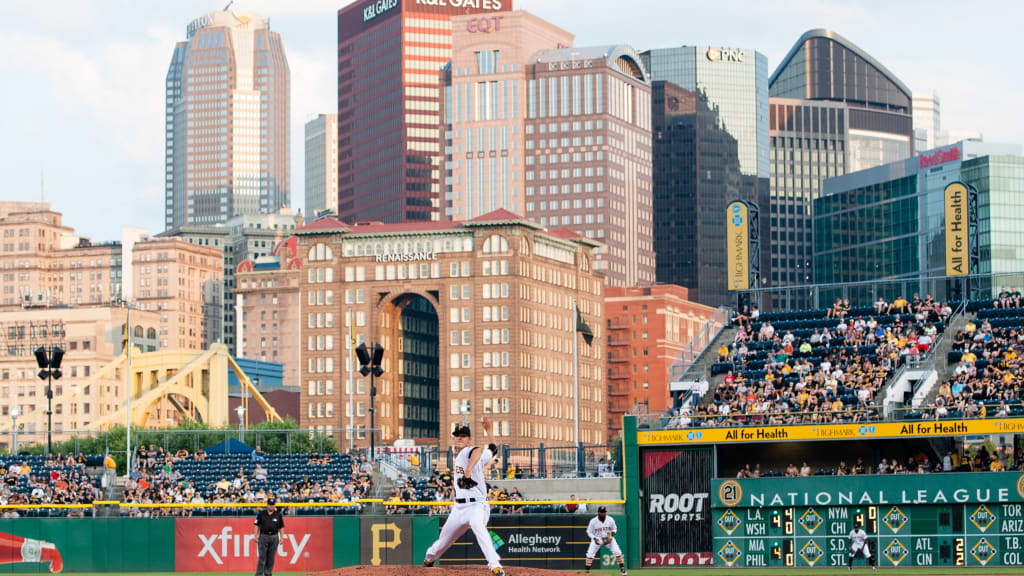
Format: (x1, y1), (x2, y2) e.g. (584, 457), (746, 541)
(204, 438), (255, 454)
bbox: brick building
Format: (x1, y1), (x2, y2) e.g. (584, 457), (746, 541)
(604, 284), (717, 439)
(0, 202), (223, 351)
(236, 236), (302, 388)
(443, 11), (655, 287)
(296, 209), (605, 450)
(0, 306), (161, 439)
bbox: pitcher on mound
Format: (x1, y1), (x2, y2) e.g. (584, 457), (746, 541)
(424, 424), (505, 576)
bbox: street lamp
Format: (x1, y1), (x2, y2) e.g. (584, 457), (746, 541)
(355, 342), (384, 459)
(10, 407), (19, 455)
(33, 346), (64, 456)
(235, 405), (246, 443)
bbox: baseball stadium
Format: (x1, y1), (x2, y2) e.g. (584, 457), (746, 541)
(1, 272), (1024, 576)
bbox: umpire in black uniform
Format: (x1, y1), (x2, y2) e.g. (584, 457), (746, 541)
(254, 498), (285, 576)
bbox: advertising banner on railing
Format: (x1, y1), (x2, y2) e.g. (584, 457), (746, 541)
(174, 517), (334, 572)
(639, 417), (1024, 446)
(642, 448), (713, 565)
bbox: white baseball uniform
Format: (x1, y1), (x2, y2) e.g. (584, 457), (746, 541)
(586, 515), (622, 559)
(424, 446), (502, 571)
(848, 528), (871, 558)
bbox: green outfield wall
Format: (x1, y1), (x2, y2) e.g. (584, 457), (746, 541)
(0, 513), (625, 573)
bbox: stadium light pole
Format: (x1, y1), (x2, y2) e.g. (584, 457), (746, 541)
(236, 405), (246, 444)
(10, 407), (19, 455)
(356, 342), (384, 460)
(34, 345), (64, 456)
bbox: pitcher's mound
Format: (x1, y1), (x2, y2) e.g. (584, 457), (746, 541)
(308, 565), (580, 576)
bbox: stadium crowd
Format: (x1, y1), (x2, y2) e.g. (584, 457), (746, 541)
(0, 453), (101, 516)
(122, 446), (372, 517)
(737, 443), (1018, 477)
(667, 295), (952, 428)
(928, 292), (1024, 419)
(386, 468), (531, 515)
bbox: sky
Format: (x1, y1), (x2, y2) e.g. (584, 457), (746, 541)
(1, 0), (1021, 243)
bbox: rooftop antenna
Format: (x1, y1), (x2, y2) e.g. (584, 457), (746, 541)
(40, 172), (44, 203)
(223, 0), (234, 11)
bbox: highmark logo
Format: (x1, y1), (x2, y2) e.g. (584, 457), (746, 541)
(730, 203), (744, 226)
(686, 430), (703, 441)
(858, 425), (876, 436)
(489, 531), (505, 551)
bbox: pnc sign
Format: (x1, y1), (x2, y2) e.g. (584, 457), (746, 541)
(706, 47), (744, 62)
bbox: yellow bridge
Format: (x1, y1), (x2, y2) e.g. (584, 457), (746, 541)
(0, 343), (281, 433)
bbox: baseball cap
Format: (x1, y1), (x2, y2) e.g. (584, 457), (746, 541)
(598, 506), (607, 513)
(452, 424), (472, 437)
(267, 498), (277, 506)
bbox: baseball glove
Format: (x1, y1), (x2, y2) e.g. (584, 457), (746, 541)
(602, 536), (614, 546)
(457, 476), (478, 489)
(593, 538), (604, 546)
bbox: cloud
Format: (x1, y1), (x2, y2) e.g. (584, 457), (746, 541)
(0, 27), (169, 178)
(1, 0), (100, 33)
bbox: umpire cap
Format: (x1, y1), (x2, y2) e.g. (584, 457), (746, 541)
(452, 424), (472, 437)
(267, 498), (277, 506)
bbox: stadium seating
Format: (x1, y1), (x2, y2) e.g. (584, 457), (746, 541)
(689, 298), (952, 427)
(932, 297), (1024, 420)
(125, 452), (369, 516)
(0, 454), (100, 514)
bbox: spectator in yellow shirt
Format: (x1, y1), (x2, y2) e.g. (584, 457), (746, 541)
(991, 459), (1005, 472)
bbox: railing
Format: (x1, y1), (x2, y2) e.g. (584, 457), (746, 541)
(0, 428), (345, 469)
(890, 403), (1024, 421)
(668, 306), (731, 387)
(744, 271), (1022, 311)
(882, 299), (967, 415)
(416, 443), (621, 479)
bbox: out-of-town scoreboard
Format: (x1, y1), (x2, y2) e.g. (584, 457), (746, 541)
(711, 473), (1024, 568)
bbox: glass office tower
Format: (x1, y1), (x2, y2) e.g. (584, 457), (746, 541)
(814, 141), (1024, 300)
(642, 46), (769, 306)
(768, 30), (913, 305)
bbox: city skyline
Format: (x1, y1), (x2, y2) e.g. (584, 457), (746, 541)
(2, 0), (1021, 242)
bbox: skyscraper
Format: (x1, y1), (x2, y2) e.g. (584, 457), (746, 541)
(913, 91), (982, 152)
(767, 29), (913, 305)
(642, 46), (769, 306)
(165, 9), (290, 231)
(305, 114), (339, 218)
(442, 11), (655, 287)
(337, 0), (513, 224)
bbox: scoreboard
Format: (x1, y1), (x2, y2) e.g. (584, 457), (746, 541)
(711, 474), (1024, 568)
